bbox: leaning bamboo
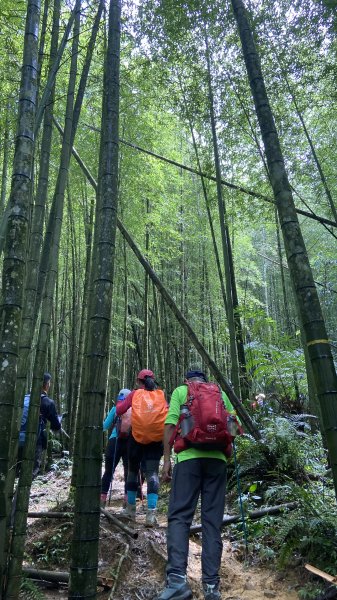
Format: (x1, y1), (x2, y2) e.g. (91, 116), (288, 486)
(22, 567), (114, 588)
(190, 502), (298, 533)
(52, 120), (260, 439)
(100, 508), (138, 539)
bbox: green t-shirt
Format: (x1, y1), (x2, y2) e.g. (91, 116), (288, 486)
(165, 384), (236, 463)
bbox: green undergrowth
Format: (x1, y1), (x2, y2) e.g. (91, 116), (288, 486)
(20, 578), (47, 600)
(226, 412), (337, 599)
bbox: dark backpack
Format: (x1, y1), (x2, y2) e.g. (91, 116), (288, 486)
(170, 381), (242, 457)
(19, 394), (31, 447)
(19, 394), (44, 447)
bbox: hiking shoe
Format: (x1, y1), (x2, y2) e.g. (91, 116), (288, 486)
(100, 493), (107, 508)
(119, 502), (136, 522)
(145, 508), (158, 528)
(203, 583), (221, 600)
(156, 574), (192, 600)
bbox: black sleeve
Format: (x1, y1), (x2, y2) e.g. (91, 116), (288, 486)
(40, 395), (61, 432)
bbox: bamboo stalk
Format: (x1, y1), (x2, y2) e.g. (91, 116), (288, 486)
(27, 512), (73, 518)
(190, 502), (298, 533)
(100, 508), (138, 539)
(305, 564), (337, 584)
(22, 567), (114, 588)
(109, 541), (129, 599)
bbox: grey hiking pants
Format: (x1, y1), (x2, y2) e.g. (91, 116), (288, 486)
(166, 458), (227, 586)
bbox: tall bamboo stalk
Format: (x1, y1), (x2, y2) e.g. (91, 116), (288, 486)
(204, 32), (240, 396)
(69, 0), (121, 596)
(231, 0), (337, 497)
(4, 6), (81, 598)
(0, 0), (40, 592)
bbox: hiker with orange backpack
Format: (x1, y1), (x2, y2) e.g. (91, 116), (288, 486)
(100, 388), (132, 507)
(157, 366), (242, 600)
(116, 369), (168, 527)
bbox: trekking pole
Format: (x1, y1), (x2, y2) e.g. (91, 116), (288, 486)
(138, 469), (144, 505)
(232, 439), (249, 555)
(107, 420), (120, 506)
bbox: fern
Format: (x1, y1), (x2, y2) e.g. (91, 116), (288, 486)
(20, 578), (47, 600)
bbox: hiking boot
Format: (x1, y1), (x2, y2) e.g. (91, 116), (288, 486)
(100, 493), (107, 508)
(203, 583), (221, 600)
(145, 508), (158, 527)
(119, 502), (136, 522)
(156, 574), (192, 600)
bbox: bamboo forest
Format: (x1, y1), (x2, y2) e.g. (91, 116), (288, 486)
(1, 0), (337, 598)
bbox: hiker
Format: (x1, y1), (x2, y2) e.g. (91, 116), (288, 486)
(116, 369), (168, 527)
(18, 373), (62, 478)
(157, 366), (242, 600)
(100, 388), (131, 507)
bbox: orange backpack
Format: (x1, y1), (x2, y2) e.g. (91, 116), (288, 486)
(131, 389), (168, 444)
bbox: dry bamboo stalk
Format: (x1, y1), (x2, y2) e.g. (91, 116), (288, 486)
(305, 564), (337, 584)
(109, 542), (130, 599)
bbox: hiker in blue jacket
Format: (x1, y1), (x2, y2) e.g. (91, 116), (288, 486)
(100, 388), (131, 507)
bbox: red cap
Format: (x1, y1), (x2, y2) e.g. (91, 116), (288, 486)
(137, 369), (154, 380)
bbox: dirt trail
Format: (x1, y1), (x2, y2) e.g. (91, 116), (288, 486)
(23, 463), (300, 600)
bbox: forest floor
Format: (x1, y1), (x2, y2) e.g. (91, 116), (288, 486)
(22, 459), (304, 600)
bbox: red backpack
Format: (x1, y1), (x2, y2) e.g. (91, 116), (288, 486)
(118, 408), (132, 438)
(170, 381), (242, 457)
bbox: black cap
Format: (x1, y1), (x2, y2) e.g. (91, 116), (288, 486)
(43, 372), (52, 385)
(185, 365), (207, 381)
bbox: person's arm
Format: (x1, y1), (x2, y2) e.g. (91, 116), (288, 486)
(161, 386), (184, 481)
(162, 424), (175, 481)
(45, 398), (62, 432)
(103, 406), (116, 431)
(116, 390), (134, 415)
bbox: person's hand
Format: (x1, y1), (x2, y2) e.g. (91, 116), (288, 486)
(162, 457), (172, 482)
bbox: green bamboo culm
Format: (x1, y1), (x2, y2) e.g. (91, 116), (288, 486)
(230, 0), (337, 499)
(69, 0), (122, 597)
(0, 0), (41, 593)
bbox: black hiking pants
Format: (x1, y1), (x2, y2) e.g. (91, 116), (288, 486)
(101, 437), (128, 495)
(166, 458), (227, 586)
(127, 435), (163, 496)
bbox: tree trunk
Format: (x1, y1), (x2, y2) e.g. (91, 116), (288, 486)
(0, 104), (10, 219)
(10, 0), (61, 490)
(143, 199), (150, 367)
(276, 55), (337, 224)
(204, 32), (240, 396)
(69, 0), (121, 596)
(34, 3), (77, 134)
(0, 0), (40, 592)
(153, 284), (166, 390)
(70, 189), (95, 459)
(120, 239), (128, 386)
(36, 0), (50, 97)
(4, 7), (81, 597)
(231, 0), (337, 497)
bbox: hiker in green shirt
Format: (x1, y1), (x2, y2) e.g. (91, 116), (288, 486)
(157, 367), (239, 600)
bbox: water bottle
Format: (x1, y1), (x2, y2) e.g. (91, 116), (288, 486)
(227, 415), (240, 437)
(180, 405), (194, 437)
